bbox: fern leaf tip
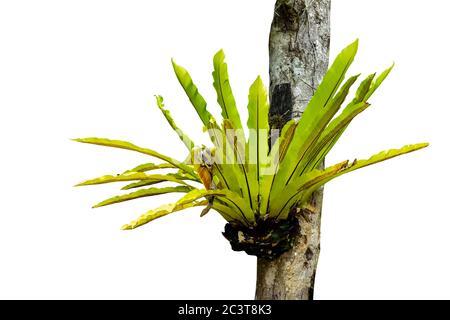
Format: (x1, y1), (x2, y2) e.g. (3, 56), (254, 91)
(348, 38), (359, 52)
(213, 49), (225, 64)
(171, 58), (178, 69)
(74, 180), (90, 187)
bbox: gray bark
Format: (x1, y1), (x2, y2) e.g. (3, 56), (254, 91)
(256, 0), (330, 300)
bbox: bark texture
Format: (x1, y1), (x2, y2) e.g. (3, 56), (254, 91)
(256, 0), (330, 300)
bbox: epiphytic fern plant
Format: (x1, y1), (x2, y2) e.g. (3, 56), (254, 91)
(75, 40), (428, 259)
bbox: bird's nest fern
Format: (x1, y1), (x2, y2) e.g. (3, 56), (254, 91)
(74, 40), (428, 259)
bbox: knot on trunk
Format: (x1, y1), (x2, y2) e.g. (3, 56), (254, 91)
(269, 83), (293, 131)
(222, 215), (300, 260)
(273, 1), (304, 32)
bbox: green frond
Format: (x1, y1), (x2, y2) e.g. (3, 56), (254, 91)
(270, 160), (351, 219)
(205, 123), (246, 198)
(258, 119), (297, 216)
(270, 41), (359, 200)
(365, 63), (395, 100)
(211, 200), (242, 222)
(246, 76), (270, 212)
(93, 186), (193, 208)
(275, 143), (428, 219)
(351, 73), (376, 105)
(302, 101), (369, 173)
(171, 59), (216, 127)
(122, 199), (208, 230)
(178, 189), (254, 225)
(121, 172), (199, 190)
(155, 95), (195, 150)
(123, 162), (176, 174)
(213, 50), (243, 131)
(73, 138), (196, 176)
(75, 172), (191, 187)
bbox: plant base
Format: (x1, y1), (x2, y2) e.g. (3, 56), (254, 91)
(222, 215), (299, 260)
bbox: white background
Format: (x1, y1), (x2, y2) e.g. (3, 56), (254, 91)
(0, 0), (449, 299)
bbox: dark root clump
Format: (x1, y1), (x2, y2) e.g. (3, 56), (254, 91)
(222, 215), (299, 260)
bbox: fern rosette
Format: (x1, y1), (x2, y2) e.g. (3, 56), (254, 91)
(75, 40), (428, 258)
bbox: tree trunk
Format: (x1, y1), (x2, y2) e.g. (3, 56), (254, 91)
(255, 0), (331, 300)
